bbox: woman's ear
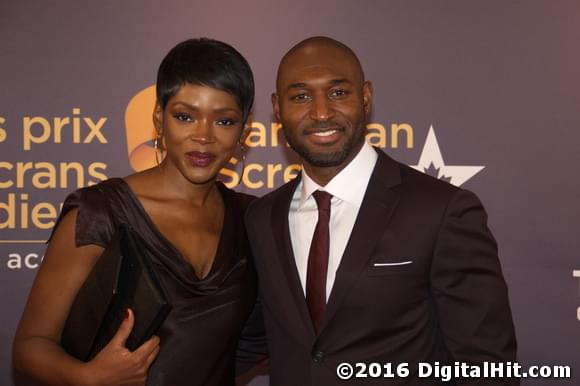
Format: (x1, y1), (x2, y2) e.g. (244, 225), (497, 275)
(240, 108), (255, 144)
(240, 122), (252, 145)
(153, 100), (164, 136)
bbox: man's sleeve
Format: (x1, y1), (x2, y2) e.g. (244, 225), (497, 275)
(235, 293), (268, 375)
(431, 189), (518, 385)
(236, 201), (269, 376)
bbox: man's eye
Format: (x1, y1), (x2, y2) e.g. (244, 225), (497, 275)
(173, 113), (192, 122)
(330, 89), (348, 98)
(291, 93), (310, 102)
(216, 119), (237, 126)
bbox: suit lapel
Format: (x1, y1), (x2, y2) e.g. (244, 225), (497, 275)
(320, 150), (402, 332)
(270, 175), (316, 342)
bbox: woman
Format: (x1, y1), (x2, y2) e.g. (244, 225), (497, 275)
(13, 38), (262, 386)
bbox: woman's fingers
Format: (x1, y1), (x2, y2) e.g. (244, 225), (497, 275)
(133, 334), (160, 358)
(109, 309), (135, 348)
(145, 344), (161, 367)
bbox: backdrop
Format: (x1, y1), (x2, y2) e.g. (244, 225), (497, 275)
(1, 1), (579, 385)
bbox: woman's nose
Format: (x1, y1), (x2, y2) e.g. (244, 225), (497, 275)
(190, 119), (215, 143)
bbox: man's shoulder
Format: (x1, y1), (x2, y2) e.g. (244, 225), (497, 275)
(375, 151), (464, 207)
(398, 162), (459, 193)
(231, 190), (257, 212)
(375, 150), (458, 192)
(246, 177), (299, 220)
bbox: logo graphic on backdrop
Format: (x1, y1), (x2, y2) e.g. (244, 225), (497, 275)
(0, 116), (6, 143)
(1, 107), (111, 268)
(574, 270), (580, 321)
(411, 126), (484, 187)
(0, 110), (109, 236)
(125, 86), (157, 171)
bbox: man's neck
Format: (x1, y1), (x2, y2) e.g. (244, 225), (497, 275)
(302, 164), (341, 186)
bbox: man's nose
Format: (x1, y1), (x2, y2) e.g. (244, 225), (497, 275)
(310, 96), (334, 122)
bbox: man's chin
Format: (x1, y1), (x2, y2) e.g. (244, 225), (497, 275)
(301, 150), (350, 167)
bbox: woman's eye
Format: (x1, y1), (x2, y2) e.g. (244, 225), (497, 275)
(216, 119), (237, 126)
(173, 113), (193, 122)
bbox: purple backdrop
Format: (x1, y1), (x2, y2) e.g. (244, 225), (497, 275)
(1, 1), (579, 384)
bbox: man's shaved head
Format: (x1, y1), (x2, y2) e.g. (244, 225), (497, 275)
(276, 36), (365, 91)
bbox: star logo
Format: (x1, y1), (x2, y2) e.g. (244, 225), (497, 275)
(411, 125), (484, 187)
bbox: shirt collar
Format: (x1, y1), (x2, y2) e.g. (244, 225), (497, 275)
(298, 141), (378, 208)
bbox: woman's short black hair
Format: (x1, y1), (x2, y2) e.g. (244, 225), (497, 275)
(156, 38), (255, 124)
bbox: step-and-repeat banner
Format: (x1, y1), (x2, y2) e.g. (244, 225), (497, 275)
(2, 1), (579, 385)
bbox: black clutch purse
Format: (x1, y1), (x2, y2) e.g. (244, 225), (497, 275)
(61, 223), (172, 361)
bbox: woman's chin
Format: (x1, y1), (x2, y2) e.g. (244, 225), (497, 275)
(183, 170), (221, 186)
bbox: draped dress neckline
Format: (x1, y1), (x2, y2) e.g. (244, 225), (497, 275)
(106, 178), (236, 293)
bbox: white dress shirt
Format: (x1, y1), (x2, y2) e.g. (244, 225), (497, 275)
(289, 141), (378, 301)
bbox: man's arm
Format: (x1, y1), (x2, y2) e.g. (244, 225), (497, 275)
(236, 201), (269, 380)
(431, 189), (518, 385)
(235, 292), (268, 375)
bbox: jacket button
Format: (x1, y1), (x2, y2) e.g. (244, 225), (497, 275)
(312, 351), (324, 362)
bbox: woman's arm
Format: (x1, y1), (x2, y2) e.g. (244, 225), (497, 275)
(12, 209), (160, 386)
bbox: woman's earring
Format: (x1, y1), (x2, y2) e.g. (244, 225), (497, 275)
(239, 141), (247, 186)
(154, 135), (163, 169)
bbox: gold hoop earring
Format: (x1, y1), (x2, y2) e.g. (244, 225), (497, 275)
(239, 142), (247, 187)
(154, 136), (162, 169)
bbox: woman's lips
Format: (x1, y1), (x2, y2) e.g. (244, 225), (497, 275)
(185, 151), (216, 167)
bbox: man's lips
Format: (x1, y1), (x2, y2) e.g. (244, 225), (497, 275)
(311, 129), (339, 137)
(305, 127), (343, 145)
(185, 151), (216, 166)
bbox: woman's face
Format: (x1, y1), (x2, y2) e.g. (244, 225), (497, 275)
(154, 83), (244, 185)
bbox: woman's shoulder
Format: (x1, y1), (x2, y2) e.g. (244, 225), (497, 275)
(53, 178), (128, 247)
(62, 178), (119, 209)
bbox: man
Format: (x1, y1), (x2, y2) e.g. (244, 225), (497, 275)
(245, 36), (517, 385)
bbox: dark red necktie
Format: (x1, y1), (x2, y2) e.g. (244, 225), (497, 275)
(306, 190), (332, 332)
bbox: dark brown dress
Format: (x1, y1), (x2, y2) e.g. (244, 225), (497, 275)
(55, 178), (258, 386)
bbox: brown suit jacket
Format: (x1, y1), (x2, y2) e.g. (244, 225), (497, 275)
(245, 149), (517, 385)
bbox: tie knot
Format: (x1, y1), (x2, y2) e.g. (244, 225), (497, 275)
(312, 190), (332, 212)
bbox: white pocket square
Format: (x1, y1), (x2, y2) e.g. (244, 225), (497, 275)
(373, 261), (413, 267)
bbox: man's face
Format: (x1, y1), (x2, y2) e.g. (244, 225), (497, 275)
(273, 44), (372, 169)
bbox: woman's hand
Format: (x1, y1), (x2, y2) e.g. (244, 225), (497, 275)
(83, 309), (160, 386)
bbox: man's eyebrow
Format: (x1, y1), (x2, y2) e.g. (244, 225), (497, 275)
(286, 78), (350, 91)
(329, 78), (349, 85)
(287, 82), (307, 90)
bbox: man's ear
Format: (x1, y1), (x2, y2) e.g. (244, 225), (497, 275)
(362, 81), (373, 116)
(153, 100), (164, 136)
(272, 93), (281, 122)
